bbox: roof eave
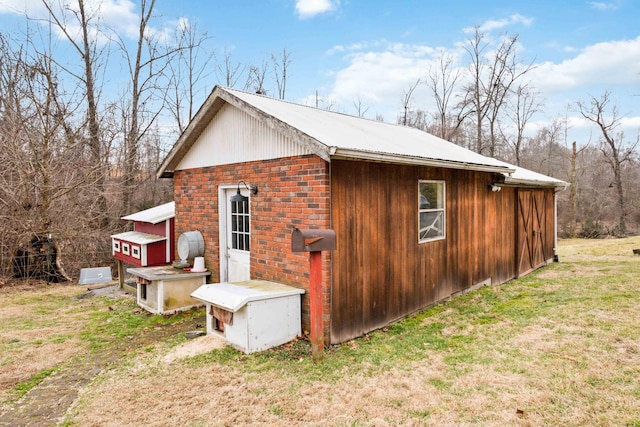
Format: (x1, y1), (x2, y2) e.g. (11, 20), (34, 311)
(330, 148), (516, 174)
(221, 89), (330, 162)
(156, 86), (331, 179)
(156, 86), (228, 179)
(502, 178), (569, 189)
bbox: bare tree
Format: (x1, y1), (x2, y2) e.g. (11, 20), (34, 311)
(215, 46), (245, 88)
(41, 0), (109, 226)
(323, 95), (338, 111)
(578, 91), (639, 236)
(271, 48), (292, 100)
(0, 32), (102, 277)
(566, 140), (589, 237)
(312, 90), (337, 111)
(525, 118), (566, 176)
(245, 59), (269, 95)
(399, 109), (429, 131)
(463, 27), (535, 156)
(463, 27), (489, 154)
(166, 20), (214, 134)
(352, 93), (370, 118)
(503, 83), (541, 165)
(425, 51), (469, 140)
(116, 0), (182, 213)
(400, 78), (420, 126)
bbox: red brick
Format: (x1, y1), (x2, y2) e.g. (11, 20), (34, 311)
(173, 154), (331, 341)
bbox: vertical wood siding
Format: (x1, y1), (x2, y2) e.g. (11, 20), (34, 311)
(330, 160), (553, 343)
(176, 103), (312, 171)
(516, 189), (556, 276)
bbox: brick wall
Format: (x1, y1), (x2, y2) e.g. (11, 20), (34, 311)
(173, 154), (332, 341)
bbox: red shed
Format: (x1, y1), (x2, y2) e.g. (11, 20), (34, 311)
(111, 201), (175, 268)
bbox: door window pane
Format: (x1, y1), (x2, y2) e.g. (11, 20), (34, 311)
(230, 196), (250, 251)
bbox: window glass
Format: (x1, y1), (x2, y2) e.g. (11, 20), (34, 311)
(230, 197), (250, 251)
(419, 181), (445, 242)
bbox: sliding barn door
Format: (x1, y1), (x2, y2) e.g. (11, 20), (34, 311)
(517, 190), (547, 276)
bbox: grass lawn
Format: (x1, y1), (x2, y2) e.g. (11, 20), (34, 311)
(2, 237), (640, 426)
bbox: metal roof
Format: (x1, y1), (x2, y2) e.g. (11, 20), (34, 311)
(504, 165), (568, 188)
(191, 280), (305, 312)
(110, 231), (167, 245)
(121, 201), (175, 224)
(158, 86), (567, 187)
(225, 88), (514, 174)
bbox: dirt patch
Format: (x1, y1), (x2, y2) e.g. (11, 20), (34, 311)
(74, 283), (129, 299)
(161, 334), (226, 365)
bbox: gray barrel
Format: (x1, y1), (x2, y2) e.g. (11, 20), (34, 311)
(177, 231), (205, 260)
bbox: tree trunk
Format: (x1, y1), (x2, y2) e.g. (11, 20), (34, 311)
(568, 141), (578, 237)
(78, 0), (108, 227)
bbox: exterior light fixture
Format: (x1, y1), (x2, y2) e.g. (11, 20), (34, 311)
(230, 181), (258, 203)
(488, 184), (502, 192)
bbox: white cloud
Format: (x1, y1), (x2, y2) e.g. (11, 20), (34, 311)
(325, 44), (345, 55)
(321, 32), (640, 129)
(463, 13), (534, 34)
(326, 40), (386, 56)
(620, 116), (640, 129)
(530, 36), (640, 91)
(0, 0), (192, 49)
(0, 0), (47, 16)
(295, 0), (338, 19)
(51, 0), (139, 45)
(93, 0), (140, 39)
(322, 42), (464, 119)
(0, 0), (179, 41)
(589, 1), (620, 10)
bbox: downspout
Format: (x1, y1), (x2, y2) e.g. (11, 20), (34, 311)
(553, 186), (567, 262)
(554, 190), (559, 262)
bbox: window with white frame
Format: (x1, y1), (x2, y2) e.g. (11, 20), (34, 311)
(418, 180), (445, 242)
(231, 195), (250, 251)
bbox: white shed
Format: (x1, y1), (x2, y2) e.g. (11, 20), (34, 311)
(191, 280), (305, 354)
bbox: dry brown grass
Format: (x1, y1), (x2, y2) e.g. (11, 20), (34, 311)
(64, 237), (640, 426)
(3, 237), (640, 426)
(0, 283), (91, 403)
(558, 236), (640, 261)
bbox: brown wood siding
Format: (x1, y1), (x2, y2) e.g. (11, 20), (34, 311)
(516, 188), (555, 276)
(330, 160), (552, 344)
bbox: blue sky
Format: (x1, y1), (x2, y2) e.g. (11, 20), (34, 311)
(0, 0), (638, 145)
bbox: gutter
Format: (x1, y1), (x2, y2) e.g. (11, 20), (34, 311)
(330, 148), (515, 175)
(501, 178), (569, 189)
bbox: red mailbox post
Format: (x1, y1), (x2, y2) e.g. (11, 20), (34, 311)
(291, 228), (336, 361)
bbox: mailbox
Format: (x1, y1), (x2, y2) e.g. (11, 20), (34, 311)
(291, 228), (336, 252)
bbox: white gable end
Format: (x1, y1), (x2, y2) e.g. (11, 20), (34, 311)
(176, 103), (314, 171)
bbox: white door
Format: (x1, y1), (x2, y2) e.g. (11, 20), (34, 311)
(222, 187), (251, 282)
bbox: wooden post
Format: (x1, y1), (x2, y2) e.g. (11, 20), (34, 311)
(291, 227), (335, 362)
(309, 250), (324, 362)
(117, 259), (124, 289)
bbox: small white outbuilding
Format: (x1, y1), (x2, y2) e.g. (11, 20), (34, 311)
(191, 280), (305, 354)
